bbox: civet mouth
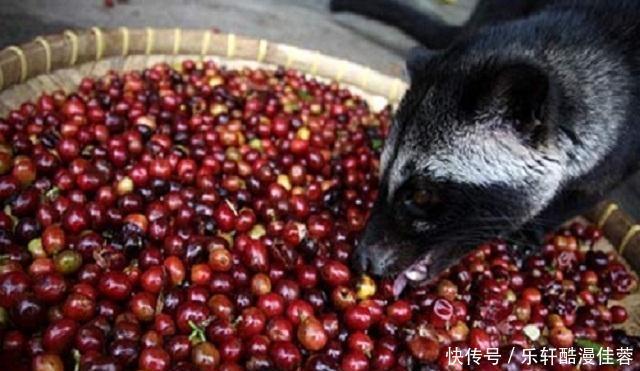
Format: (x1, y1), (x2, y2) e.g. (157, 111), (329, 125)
(392, 252), (433, 297)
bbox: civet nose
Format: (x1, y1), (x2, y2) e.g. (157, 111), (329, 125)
(351, 245), (370, 274)
(351, 243), (391, 277)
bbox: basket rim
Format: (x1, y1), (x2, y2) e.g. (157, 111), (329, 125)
(0, 27), (409, 104)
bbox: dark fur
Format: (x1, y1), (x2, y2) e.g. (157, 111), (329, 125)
(332, 0), (640, 279)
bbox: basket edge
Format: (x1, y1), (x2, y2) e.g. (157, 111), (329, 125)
(0, 28), (409, 104)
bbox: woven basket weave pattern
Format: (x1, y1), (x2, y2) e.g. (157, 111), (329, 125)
(0, 28), (407, 113)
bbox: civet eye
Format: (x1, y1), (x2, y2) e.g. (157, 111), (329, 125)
(402, 186), (443, 219)
(412, 189), (438, 207)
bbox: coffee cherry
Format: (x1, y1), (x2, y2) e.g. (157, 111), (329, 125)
(270, 341), (301, 370)
(610, 305), (628, 324)
(344, 305), (372, 331)
(386, 300), (412, 325)
(355, 274), (376, 300)
(0, 271), (31, 307)
(192, 341), (221, 369)
(33, 272), (67, 303)
(321, 260), (351, 287)
(32, 353), (64, 371)
(12, 156), (37, 186)
(139, 347), (171, 371)
(42, 318), (78, 353)
(297, 316), (328, 351)
(549, 326), (575, 348)
(53, 250), (82, 275)
(341, 350), (369, 371)
(42, 225), (66, 255)
(98, 271), (132, 301)
(407, 336), (439, 363)
(238, 307), (266, 338)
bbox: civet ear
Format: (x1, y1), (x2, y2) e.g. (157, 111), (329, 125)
(464, 63), (551, 144)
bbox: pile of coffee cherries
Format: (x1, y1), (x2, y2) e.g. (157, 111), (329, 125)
(0, 60), (637, 370)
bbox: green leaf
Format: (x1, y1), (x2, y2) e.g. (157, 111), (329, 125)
(576, 338), (622, 366)
(188, 320), (206, 345)
(371, 138), (383, 151)
(575, 338), (604, 352)
(45, 186), (60, 201)
(298, 90), (313, 102)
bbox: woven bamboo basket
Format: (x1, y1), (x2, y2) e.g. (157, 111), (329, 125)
(0, 28), (638, 337)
